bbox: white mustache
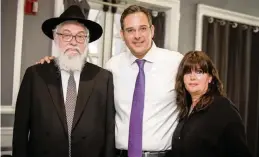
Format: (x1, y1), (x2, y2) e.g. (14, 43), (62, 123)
(64, 47), (80, 54)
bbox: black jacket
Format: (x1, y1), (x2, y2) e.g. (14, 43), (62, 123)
(12, 62), (115, 157)
(171, 95), (252, 157)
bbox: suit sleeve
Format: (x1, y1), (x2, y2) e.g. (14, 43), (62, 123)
(104, 71), (115, 157)
(12, 67), (33, 157)
(224, 119), (252, 157)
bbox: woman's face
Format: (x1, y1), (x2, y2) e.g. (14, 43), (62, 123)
(183, 69), (212, 96)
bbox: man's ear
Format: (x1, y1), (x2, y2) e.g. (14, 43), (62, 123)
(120, 29), (125, 41)
(53, 34), (58, 44)
(151, 25), (155, 38)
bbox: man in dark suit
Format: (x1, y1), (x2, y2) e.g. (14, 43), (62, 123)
(12, 5), (115, 157)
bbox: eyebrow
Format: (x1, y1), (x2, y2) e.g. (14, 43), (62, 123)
(124, 25), (149, 30)
(76, 31), (88, 35)
(60, 30), (87, 35)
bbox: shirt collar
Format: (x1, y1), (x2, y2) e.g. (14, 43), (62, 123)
(61, 69), (81, 75)
(127, 41), (158, 65)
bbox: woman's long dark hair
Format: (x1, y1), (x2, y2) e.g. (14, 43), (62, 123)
(175, 51), (225, 119)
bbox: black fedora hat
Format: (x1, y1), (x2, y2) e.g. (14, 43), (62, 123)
(42, 5), (103, 43)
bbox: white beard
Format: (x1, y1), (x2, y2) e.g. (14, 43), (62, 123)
(54, 47), (87, 72)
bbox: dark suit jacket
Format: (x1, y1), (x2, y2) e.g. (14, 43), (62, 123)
(12, 61), (115, 157)
(171, 95), (252, 157)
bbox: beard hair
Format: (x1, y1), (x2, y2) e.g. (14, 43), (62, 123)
(54, 47), (88, 72)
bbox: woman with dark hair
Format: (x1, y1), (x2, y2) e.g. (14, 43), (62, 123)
(170, 51), (252, 157)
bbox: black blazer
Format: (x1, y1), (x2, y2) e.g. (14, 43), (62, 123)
(171, 95), (252, 157)
(12, 61), (115, 157)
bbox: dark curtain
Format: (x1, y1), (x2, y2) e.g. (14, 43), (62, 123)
(202, 16), (259, 157)
(63, 0), (77, 9)
(63, 0), (90, 18)
(102, 0), (118, 13)
(151, 11), (166, 48)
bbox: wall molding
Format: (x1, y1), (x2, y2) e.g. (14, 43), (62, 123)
(195, 4), (259, 50)
(1, 127), (13, 136)
(1, 0), (24, 114)
(1, 127), (13, 148)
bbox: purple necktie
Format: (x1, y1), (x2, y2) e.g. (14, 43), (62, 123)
(128, 59), (145, 157)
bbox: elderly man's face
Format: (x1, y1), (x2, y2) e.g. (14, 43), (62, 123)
(53, 21), (89, 72)
(54, 22), (88, 56)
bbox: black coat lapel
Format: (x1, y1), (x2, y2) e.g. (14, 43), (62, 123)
(72, 63), (99, 130)
(42, 62), (68, 135)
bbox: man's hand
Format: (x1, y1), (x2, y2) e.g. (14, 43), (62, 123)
(36, 56), (55, 64)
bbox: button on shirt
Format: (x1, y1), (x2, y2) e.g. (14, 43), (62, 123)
(105, 42), (183, 151)
(61, 70), (81, 102)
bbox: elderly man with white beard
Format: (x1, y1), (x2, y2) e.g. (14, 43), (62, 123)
(53, 20), (89, 72)
(12, 5), (115, 157)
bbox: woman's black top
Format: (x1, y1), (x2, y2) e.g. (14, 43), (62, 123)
(171, 95), (252, 157)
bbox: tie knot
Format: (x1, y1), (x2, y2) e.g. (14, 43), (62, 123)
(69, 71), (74, 76)
(136, 59), (145, 69)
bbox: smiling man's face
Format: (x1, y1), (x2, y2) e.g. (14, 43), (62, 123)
(120, 12), (154, 59)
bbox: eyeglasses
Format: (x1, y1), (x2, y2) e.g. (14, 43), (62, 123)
(123, 25), (151, 35)
(55, 32), (89, 43)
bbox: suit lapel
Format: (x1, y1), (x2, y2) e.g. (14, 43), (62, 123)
(72, 63), (96, 130)
(43, 62), (68, 135)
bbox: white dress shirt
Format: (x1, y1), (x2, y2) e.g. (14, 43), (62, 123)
(105, 42), (183, 151)
(61, 70), (81, 102)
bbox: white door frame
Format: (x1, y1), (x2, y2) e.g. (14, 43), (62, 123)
(1, 0), (25, 147)
(1, 0), (25, 114)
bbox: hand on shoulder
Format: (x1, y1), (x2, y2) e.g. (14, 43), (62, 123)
(35, 56), (55, 64)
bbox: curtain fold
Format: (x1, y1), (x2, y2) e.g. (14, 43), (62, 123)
(202, 16), (259, 157)
(63, 0), (90, 17)
(151, 11), (166, 48)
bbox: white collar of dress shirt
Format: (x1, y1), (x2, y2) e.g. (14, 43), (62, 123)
(126, 41), (157, 65)
(61, 69), (81, 75)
